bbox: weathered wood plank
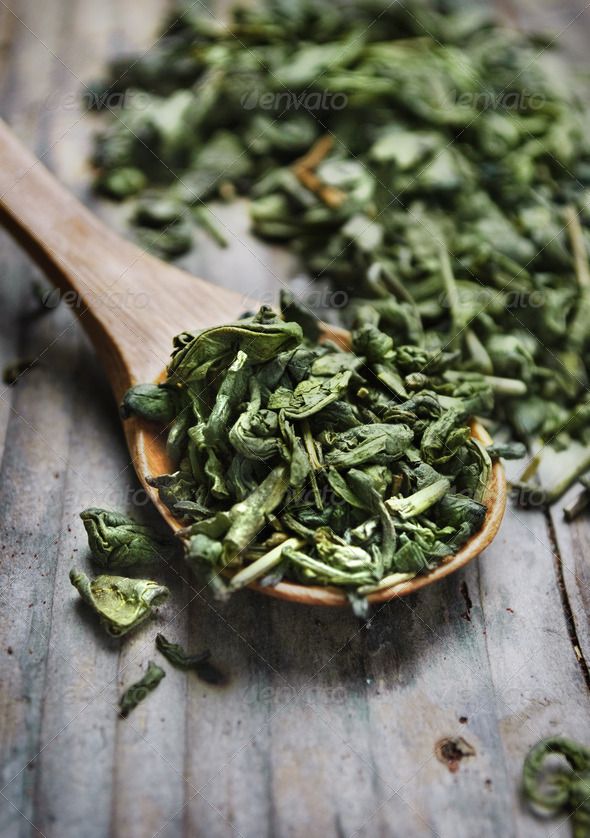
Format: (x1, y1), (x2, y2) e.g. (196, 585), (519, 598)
(0, 2), (96, 836)
(5, 3), (192, 838)
(479, 497), (590, 837)
(548, 486), (590, 667)
(0, 3), (187, 838)
(357, 571), (514, 838)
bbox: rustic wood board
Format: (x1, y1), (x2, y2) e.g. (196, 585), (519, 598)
(0, 2), (589, 837)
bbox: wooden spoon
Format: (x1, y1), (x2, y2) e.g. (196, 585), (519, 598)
(0, 119), (506, 606)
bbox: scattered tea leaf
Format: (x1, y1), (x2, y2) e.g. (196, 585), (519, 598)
(119, 661), (166, 717)
(156, 633), (226, 684)
(523, 737), (590, 836)
(69, 569), (169, 636)
(155, 633), (210, 669)
(80, 508), (178, 568)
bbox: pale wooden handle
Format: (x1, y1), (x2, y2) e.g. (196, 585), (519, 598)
(0, 118), (178, 397)
(0, 117), (140, 297)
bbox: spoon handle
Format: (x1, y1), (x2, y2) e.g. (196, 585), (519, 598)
(0, 117), (246, 399)
(0, 118), (166, 390)
(0, 118), (142, 298)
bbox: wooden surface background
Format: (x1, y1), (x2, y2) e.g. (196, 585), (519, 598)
(1, 1), (589, 836)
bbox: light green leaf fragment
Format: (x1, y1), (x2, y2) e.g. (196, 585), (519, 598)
(223, 465), (289, 562)
(386, 478), (451, 519)
(284, 547), (374, 586)
(357, 572), (416, 595)
(69, 569), (169, 636)
(268, 370), (351, 419)
(229, 537), (303, 590)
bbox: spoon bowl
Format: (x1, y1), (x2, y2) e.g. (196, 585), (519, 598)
(0, 118), (506, 605)
(133, 358), (505, 606)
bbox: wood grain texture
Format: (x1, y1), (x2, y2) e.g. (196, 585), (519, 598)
(0, 2), (589, 838)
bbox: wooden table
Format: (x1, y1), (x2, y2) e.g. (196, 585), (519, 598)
(1, 2), (589, 836)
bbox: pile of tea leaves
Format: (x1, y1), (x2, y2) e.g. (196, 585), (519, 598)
(89, 0), (590, 452)
(121, 300), (524, 608)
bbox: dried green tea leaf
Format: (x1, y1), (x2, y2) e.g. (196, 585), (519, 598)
(80, 508), (177, 568)
(168, 309), (302, 388)
(386, 478), (451, 519)
(223, 465), (289, 562)
(268, 370), (352, 419)
(324, 424), (413, 468)
(155, 634), (210, 669)
(155, 633), (225, 684)
(69, 569), (169, 636)
(485, 442), (527, 460)
(228, 537), (302, 590)
(119, 383), (177, 423)
(523, 737), (590, 836)
(119, 661), (165, 717)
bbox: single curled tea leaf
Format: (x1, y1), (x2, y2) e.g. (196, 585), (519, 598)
(167, 309), (302, 388)
(268, 370), (352, 419)
(222, 465), (289, 562)
(155, 634), (226, 684)
(119, 383), (177, 423)
(386, 478), (451, 519)
(80, 508), (178, 569)
(119, 661), (166, 717)
(228, 537), (303, 590)
(155, 634), (210, 669)
(523, 737), (590, 836)
(485, 442), (527, 460)
(324, 424), (414, 468)
(69, 569), (169, 636)
(434, 495), (487, 540)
